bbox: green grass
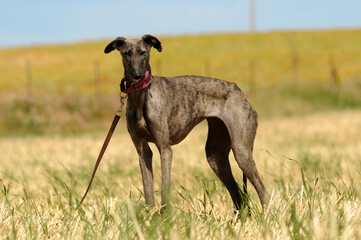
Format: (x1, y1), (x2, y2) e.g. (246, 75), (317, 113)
(0, 94), (119, 135)
(0, 81), (360, 135)
(250, 81), (361, 118)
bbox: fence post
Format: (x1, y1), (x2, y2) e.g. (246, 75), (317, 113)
(329, 54), (341, 90)
(204, 59), (211, 77)
(292, 49), (299, 86)
(249, 59), (255, 95)
(94, 60), (100, 97)
(25, 59), (33, 100)
(156, 59), (162, 76)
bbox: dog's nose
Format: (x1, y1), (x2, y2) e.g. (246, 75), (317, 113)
(133, 72), (143, 80)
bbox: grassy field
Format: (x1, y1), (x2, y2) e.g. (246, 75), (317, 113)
(1, 29), (361, 94)
(1, 29), (361, 135)
(0, 30), (361, 239)
(0, 110), (360, 239)
(0, 29), (361, 135)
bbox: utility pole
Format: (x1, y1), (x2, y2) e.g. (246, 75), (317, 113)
(250, 0), (256, 33)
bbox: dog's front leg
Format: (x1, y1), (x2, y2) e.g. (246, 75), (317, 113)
(131, 90), (147, 130)
(158, 145), (173, 209)
(134, 141), (154, 206)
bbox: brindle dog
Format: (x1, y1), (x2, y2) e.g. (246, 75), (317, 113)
(104, 35), (270, 211)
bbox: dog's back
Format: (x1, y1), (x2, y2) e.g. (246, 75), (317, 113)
(141, 75), (256, 145)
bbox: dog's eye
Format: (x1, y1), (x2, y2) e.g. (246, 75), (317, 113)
(124, 51), (132, 57)
(140, 51), (147, 56)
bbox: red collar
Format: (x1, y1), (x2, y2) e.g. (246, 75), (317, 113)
(120, 66), (152, 93)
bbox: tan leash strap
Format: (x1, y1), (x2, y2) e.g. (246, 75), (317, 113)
(79, 96), (126, 205)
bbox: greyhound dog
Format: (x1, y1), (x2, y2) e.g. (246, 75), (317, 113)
(104, 35), (270, 211)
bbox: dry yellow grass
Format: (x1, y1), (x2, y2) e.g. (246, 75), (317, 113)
(1, 110), (360, 239)
(1, 29), (360, 239)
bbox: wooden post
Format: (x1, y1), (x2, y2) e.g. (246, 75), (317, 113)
(25, 60), (33, 100)
(204, 59), (210, 77)
(24, 59), (33, 113)
(94, 60), (100, 97)
(292, 49), (299, 86)
(156, 59), (162, 76)
(249, 59), (255, 95)
(329, 54), (341, 90)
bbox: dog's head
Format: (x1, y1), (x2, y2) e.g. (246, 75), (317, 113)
(104, 35), (162, 82)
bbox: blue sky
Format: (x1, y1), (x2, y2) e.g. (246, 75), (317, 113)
(1, 0), (360, 48)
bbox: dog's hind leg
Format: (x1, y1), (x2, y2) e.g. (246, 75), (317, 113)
(205, 117), (248, 211)
(224, 109), (270, 208)
(232, 147), (270, 207)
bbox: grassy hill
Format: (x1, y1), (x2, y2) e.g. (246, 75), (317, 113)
(0, 29), (360, 134)
(1, 29), (361, 94)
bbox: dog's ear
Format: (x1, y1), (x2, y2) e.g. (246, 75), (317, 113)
(104, 37), (126, 54)
(142, 35), (162, 52)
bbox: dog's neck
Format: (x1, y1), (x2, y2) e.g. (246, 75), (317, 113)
(122, 68), (150, 130)
(121, 65), (152, 94)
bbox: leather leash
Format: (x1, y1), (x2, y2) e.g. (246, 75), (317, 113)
(79, 95), (127, 204)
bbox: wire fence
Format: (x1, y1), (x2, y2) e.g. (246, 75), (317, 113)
(23, 52), (344, 103)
